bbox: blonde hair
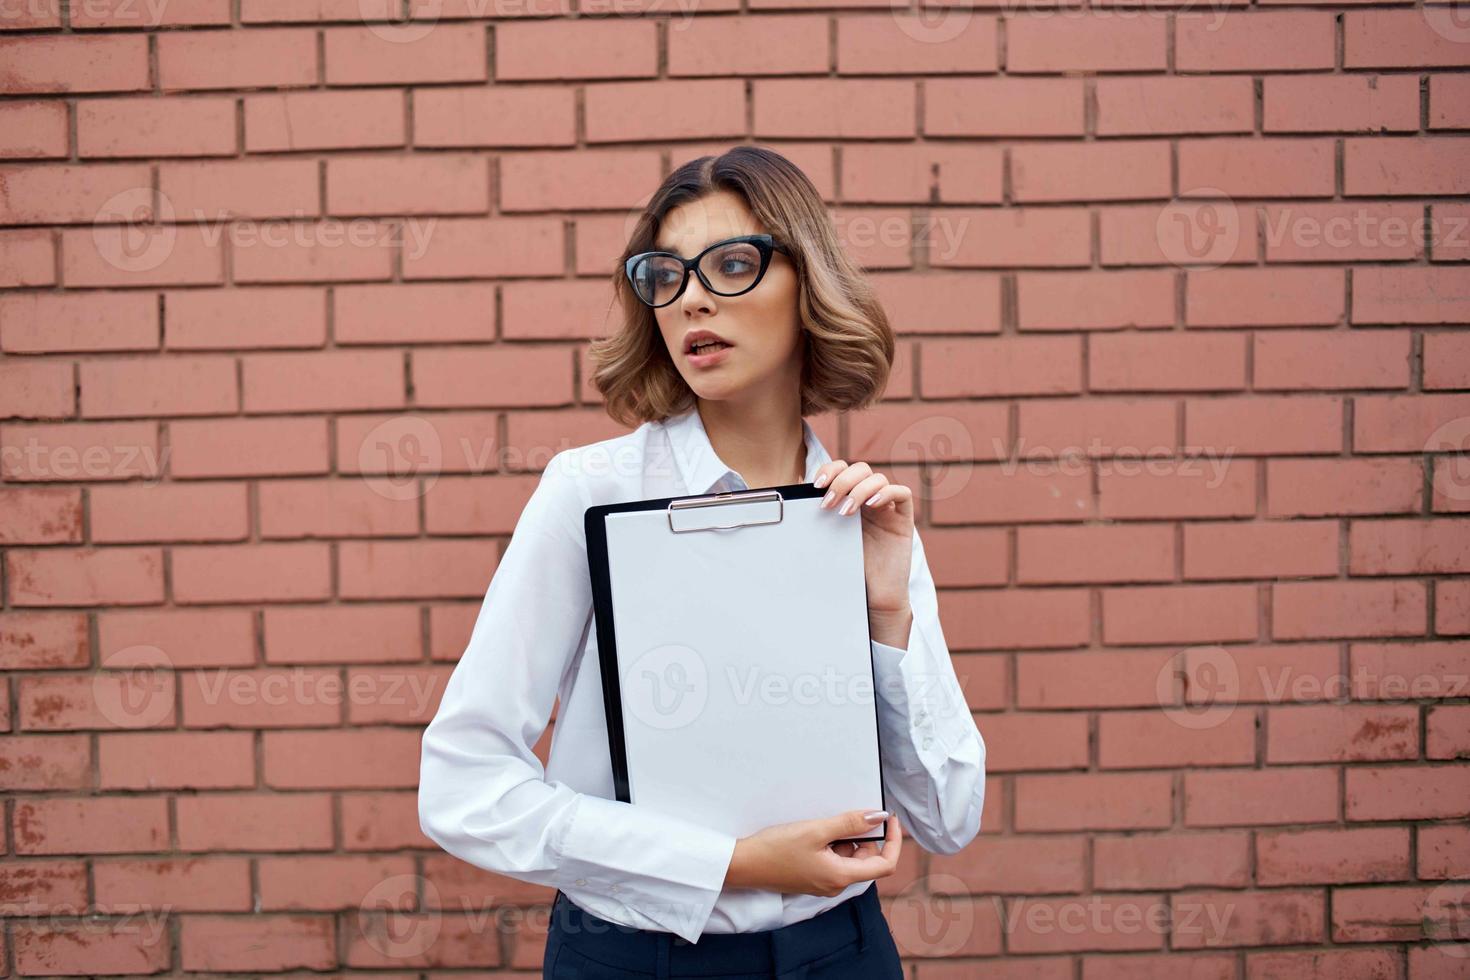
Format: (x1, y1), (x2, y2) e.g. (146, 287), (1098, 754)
(589, 145), (895, 428)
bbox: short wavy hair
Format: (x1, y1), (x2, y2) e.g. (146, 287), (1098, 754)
(589, 145), (895, 428)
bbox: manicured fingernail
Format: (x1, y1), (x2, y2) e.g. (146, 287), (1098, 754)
(864, 811), (889, 822)
(822, 489), (835, 508)
(839, 497), (856, 516)
(865, 492), (883, 507)
(813, 472), (828, 488)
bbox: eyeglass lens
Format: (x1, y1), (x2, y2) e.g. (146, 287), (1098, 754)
(631, 240), (766, 306)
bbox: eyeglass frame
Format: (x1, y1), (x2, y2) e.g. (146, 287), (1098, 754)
(623, 233), (793, 309)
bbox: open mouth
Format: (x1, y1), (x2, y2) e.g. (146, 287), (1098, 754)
(690, 340), (732, 355)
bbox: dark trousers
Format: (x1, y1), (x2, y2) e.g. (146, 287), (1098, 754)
(543, 884), (904, 980)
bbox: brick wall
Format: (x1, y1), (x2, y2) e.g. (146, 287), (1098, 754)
(1, 1), (1468, 976)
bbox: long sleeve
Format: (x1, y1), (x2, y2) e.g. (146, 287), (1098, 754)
(417, 449), (739, 944)
(870, 527), (987, 854)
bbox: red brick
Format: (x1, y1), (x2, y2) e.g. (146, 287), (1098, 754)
(1351, 518), (1470, 575)
(1096, 76), (1254, 136)
(1008, 894), (1169, 954)
(0, 34), (149, 93)
(1267, 459), (1422, 517)
(158, 28), (318, 90)
(1098, 458), (1256, 520)
(8, 547), (163, 606)
(91, 482), (249, 543)
(1187, 267), (1345, 327)
(1346, 138), (1470, 196)
(1419, 824), (1470, 880)
(180, 914), (335, 972)
(1273, 580), (1427, 640)
(173, 542), (331, 603)
(1007, 13), (1166, 72)
(668, 15), (828, 76)
(837, 14), (997, 73)
(1183, 520), (1339, 580)
(1255, 330), (1412, 391)
(403, 216), (563, 278)
(1427, 704), (1470, 760)
(0, 229), (57, 287)
(245, 89), (406, 152)
(1019, 523), (1174, 584)
(754, 79), (915, 138)
(1261, 202), (1425, 263)
(1100, 201), (1258, 267)
(1425, 332), (1470, 390)
(1099, 709), (1257, 768)
(325, 23), (486, 84)
(1185, 768), (1339, 826)
(978, 711), (1089, 772)
(1172, 890), (1326, 948)
(414, 85), (575, 147)
(921, 336), (1080, 397)
(0, 488), (82, 545)
(95, 856), (249, 913)
(161, 158), (320, 219)
(1012, 142), (1171, 202)
(232, 219), (395, 283)
(1353, 268), (1470, 325)
(1351, 641), (1470, 701)
(939, 587), (1091, 651)
(62, 222), (224, 287)
(243, 349), (405, 413)
(1015, 772), (1173, 831)
(496, 19), (654, 80)
(327, 153), (488, 216)
(13, 919), (170, 975)
(925, 77), (1084, 137)
(165, 286), (326, 349)
(177, 792), (333, 851)
(586, 78), (744, 143)
(1019, 269), (1174, 330)
(1094, 832), (1251, 890)
(1262, 824), (1413, 885)
(1180, 138), (1336, 198)
(1178, 12), (1334, 70)
(1345, 9), (1470, 68)
(259, 479), (419, 539)
(170, 416), (329, 477)
(1332, 885), (1464, 944)
(80, 355), (236, 418)
(338, 538), (498, 599)
(1264, 75), (1420, 133)
(876, 270), (1005, 334)
(935, 834), (1087, 894)
(1091, 333), (1246, 392)
(99, 731), (254, 789)
(845, 402), (1008, 464)
(1346, 766), (1470, 821)
(0, 734), (89, 789)
(1105, 587), (1252, 646)
(0, 359), (73, 419)
(1267, 704), (1419, 763)
(1016, 649), (1174, 710)
(79, 95), (236, 157)
(0, 162), (151, 225)
(13, 796), (169, 854)
(1430, 75), (1470, 129)
(263, 728), (420, 789)
(98, 607), (255, 669)
(1184, 395), (1344, 457)
(1248, 947), (1404, 979)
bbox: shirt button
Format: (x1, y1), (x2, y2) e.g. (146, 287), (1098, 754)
(922, 736), (934, 749)
(575, 878), (587, 886)
(611, 884), (621, 893)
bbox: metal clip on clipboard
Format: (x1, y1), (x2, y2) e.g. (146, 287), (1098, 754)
(666, 488), (785, 533)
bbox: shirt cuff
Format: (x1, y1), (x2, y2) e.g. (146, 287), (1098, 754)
(555, 792), (738, 944)
(870, 626), (973, 773)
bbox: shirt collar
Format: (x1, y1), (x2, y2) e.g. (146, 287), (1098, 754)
(662, 405), (831, 494)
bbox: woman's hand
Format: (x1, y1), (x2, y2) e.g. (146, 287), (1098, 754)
(814, 460), (915, 647)
(724, 810), (903, 896)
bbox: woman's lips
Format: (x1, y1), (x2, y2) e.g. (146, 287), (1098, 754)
(686, 342), (733, 368)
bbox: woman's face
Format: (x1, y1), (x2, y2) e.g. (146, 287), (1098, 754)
(648, 190), (803, 406)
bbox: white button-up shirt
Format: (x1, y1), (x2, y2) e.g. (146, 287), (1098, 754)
(418, 406), (986, 944)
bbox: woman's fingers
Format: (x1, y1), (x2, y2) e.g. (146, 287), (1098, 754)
(834, 473), (889, 515)
(819, 461), (873, 509)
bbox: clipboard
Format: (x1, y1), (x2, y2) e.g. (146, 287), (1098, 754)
(584, 482), (887, 847)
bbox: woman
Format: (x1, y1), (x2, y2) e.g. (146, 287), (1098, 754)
(417, 145), (987, 979)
